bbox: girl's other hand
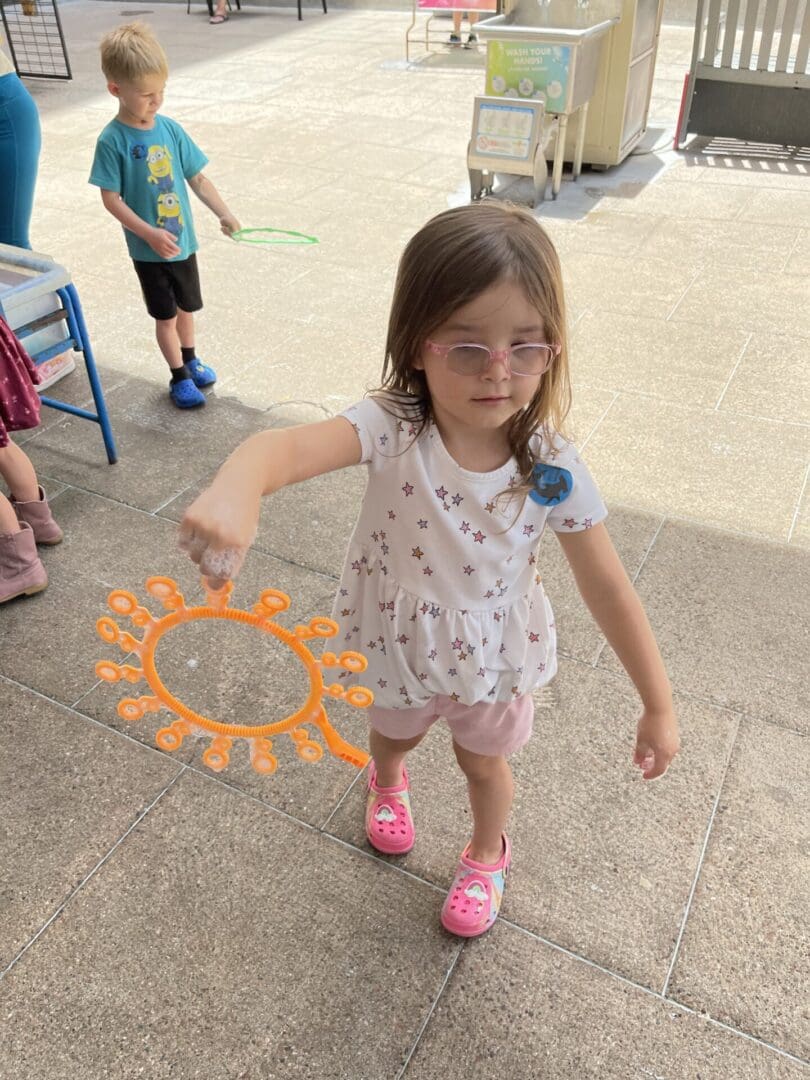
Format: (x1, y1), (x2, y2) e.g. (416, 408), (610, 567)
(178, 484), (259, 589)
(633, 707), (680, 780)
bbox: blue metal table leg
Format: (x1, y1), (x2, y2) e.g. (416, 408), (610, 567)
(59, 284), (118, 464)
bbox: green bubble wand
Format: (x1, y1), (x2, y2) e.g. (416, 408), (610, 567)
(232, 227), (319, 246)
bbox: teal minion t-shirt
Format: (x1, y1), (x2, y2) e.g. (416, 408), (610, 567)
(89, 115), (208, 263)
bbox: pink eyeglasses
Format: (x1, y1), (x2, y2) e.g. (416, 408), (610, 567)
(425, 340), (557, 378)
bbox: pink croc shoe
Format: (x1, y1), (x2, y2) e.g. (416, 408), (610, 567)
(440, 834), (511, 938)
(365, 764), (415, 854)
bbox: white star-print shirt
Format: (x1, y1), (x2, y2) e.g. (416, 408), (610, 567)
(333, 397), (607, 710)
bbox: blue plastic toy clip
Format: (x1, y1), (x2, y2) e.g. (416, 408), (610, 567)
(529, 463), (573, 506)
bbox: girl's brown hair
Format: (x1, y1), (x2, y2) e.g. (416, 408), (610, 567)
(378, 202), (571, 498)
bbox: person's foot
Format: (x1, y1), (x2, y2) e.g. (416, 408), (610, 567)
(448, 32), (462, 45)
(465, 32), (478, 47)
(366, 764), (415, 854)
(169, 377), (206, 408)
(209, 11), (228, 23)
(186, 358), (217, 388)
(0, 523), (48, 604)
(11, 485), (63, 545)
(440, 834), (511, 937)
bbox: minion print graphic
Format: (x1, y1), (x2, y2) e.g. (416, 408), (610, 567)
(156, 191), (184, 241)
(146, 145), (174, 192)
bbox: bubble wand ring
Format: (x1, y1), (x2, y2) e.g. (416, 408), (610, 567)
(96, 576), (372, 775)
(232, 227), (319, 245)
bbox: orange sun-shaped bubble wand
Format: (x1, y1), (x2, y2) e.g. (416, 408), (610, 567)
(95, 576), (372, 776)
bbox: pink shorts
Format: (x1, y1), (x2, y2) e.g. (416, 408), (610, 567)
(368, 693), (534, 758)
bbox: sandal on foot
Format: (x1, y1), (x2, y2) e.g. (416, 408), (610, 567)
(440, 834), (511, 937)
(209, 12), (229, 23)
(366, 764), (414, 854)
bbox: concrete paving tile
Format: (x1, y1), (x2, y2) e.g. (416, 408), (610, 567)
(537, 504), (665, 664)
(589, 177), (753, 220)
(20, 377), (270, 514)
(548, 210), (660, 256)
(562, 251), (696, 320)
(640, 216), (800, 272)
(328, 661), (736, 988)
(215, 331), (385, 413)
(669, 719), (810, 1059)
(0, 678), (180, 972)
(581, 395), (810, 540)
(0, 569), (123, 707)
(566, 382), (616, 445)
(789, 482), (810, 550)
(0, 769), (459, 1080)
(672, 267), (810, 338)
(784, 229), (810, 275)
(600, 519), (810, 733)
(737, 188), (810, 226)
(406, 922), (806, 1079)
(718, 332), (810, 425)
(571, 309), (748, 407)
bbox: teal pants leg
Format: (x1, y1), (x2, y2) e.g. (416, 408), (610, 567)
(0, 72), (41, 250)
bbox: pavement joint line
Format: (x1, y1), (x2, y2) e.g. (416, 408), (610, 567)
(664, 267), (701, 322)
(787, 460), (810, 544)
(713, 330), (753, 412)
(660, 713), (742, 998)
(502, 913), (810, 1068)
(592, 513), (667, 668)
(0, 672), (191, 767)
(395, 941), (466, 1080)
(593, 502), (807, 547)
(578, 389), (618, 452)
(780, 229), (801, 273)
(318, 763), (366, 831)
(176, 756), (448, 895)
(0, 767), (186, 985)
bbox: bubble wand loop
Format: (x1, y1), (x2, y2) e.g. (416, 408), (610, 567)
(96, 576), (372, 776)
(232, 227), (319, 246)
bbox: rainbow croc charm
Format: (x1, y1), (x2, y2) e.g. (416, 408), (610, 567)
(95, 576), (373, 776)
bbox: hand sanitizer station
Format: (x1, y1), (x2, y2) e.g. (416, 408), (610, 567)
(470, 0), (664, 198)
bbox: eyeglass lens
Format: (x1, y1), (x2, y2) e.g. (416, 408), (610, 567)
(447, 344), (552, 376)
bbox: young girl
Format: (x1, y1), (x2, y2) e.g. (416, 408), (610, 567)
(178, 203), (680, 938)
(0, 317), (63, 604)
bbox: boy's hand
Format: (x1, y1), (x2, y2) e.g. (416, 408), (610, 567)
(633, 707), (680, 781)
(178, 481), (260, 589)
(148, 227), (181, 259)
(220, 213), (241, 238)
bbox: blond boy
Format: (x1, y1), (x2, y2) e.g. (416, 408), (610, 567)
(89, 23), (240, 408)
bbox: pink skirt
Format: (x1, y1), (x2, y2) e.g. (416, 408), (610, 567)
(0, 316), (41, 448)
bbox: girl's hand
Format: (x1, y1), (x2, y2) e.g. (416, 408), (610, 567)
(178, 482), (260, 589)
(633, 707), (680, 780)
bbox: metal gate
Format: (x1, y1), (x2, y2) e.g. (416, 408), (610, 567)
(1, 0), (71, 80)
(676, 0), (810, 146)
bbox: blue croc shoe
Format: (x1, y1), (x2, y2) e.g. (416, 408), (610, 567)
(187, 358), (217, 388)
(169, 377), (206, 409)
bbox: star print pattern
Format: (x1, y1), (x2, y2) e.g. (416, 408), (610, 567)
(331, 398), (607, 711)
(0, 324), (43, 448)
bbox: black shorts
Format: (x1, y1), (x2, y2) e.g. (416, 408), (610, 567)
(132, 253), (203, 321)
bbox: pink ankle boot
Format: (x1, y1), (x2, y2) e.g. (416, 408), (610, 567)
(0, 522), (48, 603)
(12, 485), (63, 545)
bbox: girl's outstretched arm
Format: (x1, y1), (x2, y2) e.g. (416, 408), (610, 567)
(179, 416), (362, 586)
(556, 523), (680, 780)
